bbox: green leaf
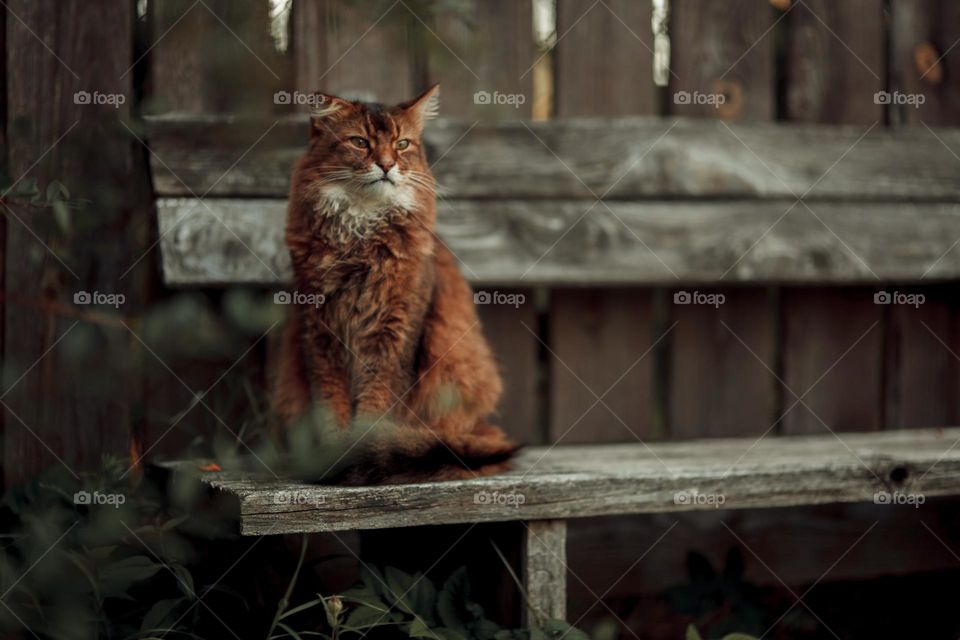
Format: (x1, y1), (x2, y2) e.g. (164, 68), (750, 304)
(361, 566), (390, 599)
(52, 200), (70, 232)
(171, 563), (195, 599)
(98, 555), (162, 598)
(279, 596), (325, 621)
(343, 603), (392, 629)
(46, 180), (69, 203)
(141, 597), (184, 632)
(686, 625), (704, 640)
(437, 567), (471, 632)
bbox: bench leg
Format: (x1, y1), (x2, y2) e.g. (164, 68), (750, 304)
(522, 519), (567, 624)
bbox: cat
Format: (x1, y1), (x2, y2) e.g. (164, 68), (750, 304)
(272, 84), (517, 484)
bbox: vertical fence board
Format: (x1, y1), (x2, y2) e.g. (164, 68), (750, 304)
(884, 286), (960, 430)
(668, 289), (777, 438)
(781, 3), (887, 436)
(548, 289), (653, 444)
(554, 0), (656, 116)
(890, 0), (960, 126)
(665, 1), (777, 439)
(150, 0), (286, 114)
(427, 0), (535, 119)
(889, 2), (960, 430)
(668, 0), (776, 120)
(782, 289), (883, 434)
(308, 0), (414, 103)
(785, 0), (885, 124)
(5, 0), (146, 483)
(292, 0), (329, 103)
(476, 291), (542, 446)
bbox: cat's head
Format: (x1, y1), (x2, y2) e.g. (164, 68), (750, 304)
(301, 84), (439, 212)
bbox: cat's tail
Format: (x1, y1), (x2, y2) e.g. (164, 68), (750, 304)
(287, 416), (520, 485)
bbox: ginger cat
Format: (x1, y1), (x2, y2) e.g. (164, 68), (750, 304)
(272, 85), (517, 484)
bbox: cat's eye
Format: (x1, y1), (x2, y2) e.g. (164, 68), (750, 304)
(396, 139), (410, 150)
(349, 136), (369, 149)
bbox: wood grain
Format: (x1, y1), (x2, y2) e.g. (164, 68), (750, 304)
(157, 198), (960, 286)
(548, 289), (654, 444)
(163, 426), (960, 535)
(781, 288), (884, 434)
(475, 292), (543, 445)
(669, 0), (775, 121)
(890, 0), (960, 126)
(554, 0), (655, 116)
(785, 0), (885, 124)
(4, 0), (145, 482)
(523, 520), (567, 623)
(428, 0), (535, 119)
(149, 0), (285, 114)
(144, 115), (960, 200)
(668, 289), (777, 438)
(884, 285), (960, 429)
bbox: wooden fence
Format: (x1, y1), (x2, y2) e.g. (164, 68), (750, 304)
(4, 0), (960, 632)
(142, 0), (960, 450)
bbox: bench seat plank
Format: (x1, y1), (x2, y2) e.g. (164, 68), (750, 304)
(164, 427), (960, 536)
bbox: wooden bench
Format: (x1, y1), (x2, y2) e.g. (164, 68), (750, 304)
(148, 114), (960, 621)
(166, 427), (960, 618)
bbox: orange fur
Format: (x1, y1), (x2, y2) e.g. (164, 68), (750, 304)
(271, 85), (516, 484)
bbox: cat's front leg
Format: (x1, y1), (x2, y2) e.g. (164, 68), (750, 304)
(350, 320), (417, 422)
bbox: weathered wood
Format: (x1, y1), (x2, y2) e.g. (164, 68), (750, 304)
(143, 115), (960, 200)
(669, 0), (775, 121)
(522, 520), (566, 623)
(668, 289), (777, 438)
(475, 293), (543, 445)
(157, 197), (960, 286)
(890, 0), (960, 126)
(781, 288), (884, 434)
(149, 0), (285, 114)
(310, 0), (414, 103)
(566, 500), (960, 605)
(164, 426), (960, 535)
(554, 0), (655, 116)
(786, 0), (885, 124)
(5, 0), (147, 482)
(428, 0), (535, 119)
(884, 286), (960, 429)
(548, 289), (654, 443)
(666, 0), (778, 442)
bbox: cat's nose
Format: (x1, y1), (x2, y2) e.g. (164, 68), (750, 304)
(377, 159), (395, 173)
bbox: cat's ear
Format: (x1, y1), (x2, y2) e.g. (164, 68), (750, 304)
(397, 84), (440, 131)
(309, 93), (352, 136)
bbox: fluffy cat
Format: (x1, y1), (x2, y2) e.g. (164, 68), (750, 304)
(272, 84), (517, 484)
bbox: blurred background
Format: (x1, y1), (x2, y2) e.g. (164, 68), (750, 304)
(3, 0), (960, 638)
